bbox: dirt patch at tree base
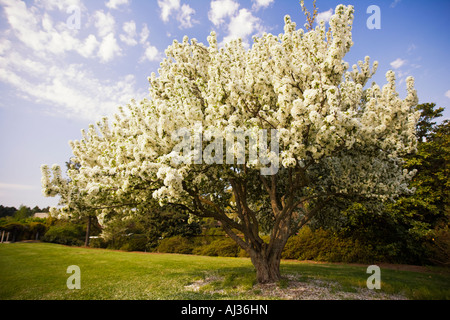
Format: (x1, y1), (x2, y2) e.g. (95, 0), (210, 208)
(184, 274), (408, 300)
(253, 278), (407, 300)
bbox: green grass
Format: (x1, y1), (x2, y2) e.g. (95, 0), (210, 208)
(0, 242), (448, 300)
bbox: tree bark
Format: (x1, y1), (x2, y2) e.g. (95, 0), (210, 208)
(84, 215), (91, 247)
(249, 248), (282, 283)
(221, 219), (285, 284)
(185, 174), (317, 284)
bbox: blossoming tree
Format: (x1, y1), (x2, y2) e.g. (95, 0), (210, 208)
(42, 5), (419, 283)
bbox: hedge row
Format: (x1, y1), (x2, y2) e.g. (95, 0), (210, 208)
(0, 220), (47, 242)
(281, 227), (378, 263)
(42, 224), (85, 246)
(155, 227), (393, 263)
(36, 221), (449, 265)
(157, 235), (248, 257)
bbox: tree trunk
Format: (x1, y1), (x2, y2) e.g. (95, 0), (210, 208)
(84, 216), (91, 247)
(250, 250), (282, 283)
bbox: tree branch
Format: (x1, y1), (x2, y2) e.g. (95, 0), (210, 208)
(260, 175), (280, 216)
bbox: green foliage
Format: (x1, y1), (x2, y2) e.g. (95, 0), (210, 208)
(137, 207), (201, 249)
(282, 226), (376, 263)
(414, 103), (445, 142)
(99, 206), (201, 251)
(89, 237), (107, 249)
(1, 222), (26, 242)
(309, 103), (449, 265)
(42, 224), (84, 246)
(383, 115), (450, 264)
(0, 204), (51, 242)
(157, 235), (195, 254)
(27, 222), (47, 240)
(338, 202), (432, 264)
(0, 204), (50, 220)
(0, 217), (49, 241)
(192, 237), (240, 257)
(119, 235), (148, 252)
(13, 205), (33, 220)
(0, 205), (17, 218)
(428, 225), (450, 266)
(156, 220), (247, 258)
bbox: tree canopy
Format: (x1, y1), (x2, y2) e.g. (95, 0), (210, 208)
(41, 4), (420, 283)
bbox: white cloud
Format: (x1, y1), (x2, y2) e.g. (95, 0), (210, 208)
(0, 39), (11, 55)
(208, 0), (239, 26)
(445, 90), (450, 99)
(252, 0), (274, 10)
(94, 10), (116, 38)
(390, 0), (401, 8)
(0, 0), (147, 121)
(139, 23), (150, 44)
(316, 8), (333, 24)
(35, 0), (82, 11)
(142, 45), (160, 62)
(1, 0), (59, 53)
(0, 51), (145, 120)
(208, 1), (267, 47)
(390, 58), (406, 69)
(0, 51), (47, 75)
(178, 4), (196, 28)
(105, 0), (130, 10)
(123, 21), (136, 36)
(136, 23), (161, 62)
(77, 34), (100, 58)
(0, 1), (112, 61)
(407, 43), (417, 54)
(0, 183), (37, 191)
(92, 10), (122, 61)
(157, 0), (197, 29)
(158, 0), (180, 22)
(98, 32), (122, 62)
(222, 8), (263, 47)
(119, 20), (138, 46)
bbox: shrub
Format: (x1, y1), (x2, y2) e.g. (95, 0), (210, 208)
(42, 224), (84, 246)
(120, 235), (148, 252)
(238, 248), (250, 257)
(28, 222), (47, 240)
(157, 235), (194, 254)
(1, 222), (27, 242)
(89, 237), (107, 249)
(282, 226), (377, 263)
(428, 225), (450, 266)
(193, 237), (240, 257)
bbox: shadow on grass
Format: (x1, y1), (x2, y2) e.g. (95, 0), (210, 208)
(170, 261), (450, 300)
(165, 266), (259, 300)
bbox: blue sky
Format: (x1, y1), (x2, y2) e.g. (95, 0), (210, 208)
(0, 0), (449, 208)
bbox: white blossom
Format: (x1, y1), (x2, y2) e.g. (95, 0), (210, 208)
(41, 4), (419, 226)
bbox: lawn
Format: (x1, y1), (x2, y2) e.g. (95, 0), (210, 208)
(0, 242), (448, 300)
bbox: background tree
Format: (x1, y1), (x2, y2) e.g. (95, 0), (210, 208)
(13, 205), (33, 220)
(42, 4), (419, 283)
(137, 206), (201, 249)
(414, 103), (445, 142)
(313, 103), (448, 264)
(98, 205), (200, 250)
(0, 205), (18, 218)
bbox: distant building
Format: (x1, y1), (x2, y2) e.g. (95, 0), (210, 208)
(34, 212), (49, 219)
